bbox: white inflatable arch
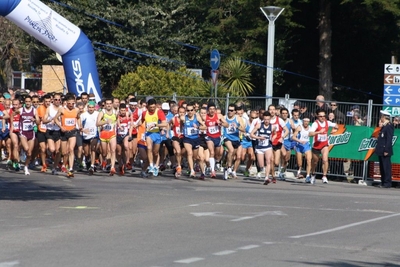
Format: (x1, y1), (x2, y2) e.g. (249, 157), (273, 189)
(1, 0), (102, 102)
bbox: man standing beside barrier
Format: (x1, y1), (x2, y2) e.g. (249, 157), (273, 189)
(375, 110), (394, 188)
(309, 109), (338, 184)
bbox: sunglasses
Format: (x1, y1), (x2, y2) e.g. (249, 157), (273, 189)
(53, 99), (61, 101)
(251, 117), (258, 119)
(32, 101), (39, 103)
(228, 109), (235, 112)
(331, 104), (337, 106)
(186, 109), (194, 112)
(317, 115), (325, 118)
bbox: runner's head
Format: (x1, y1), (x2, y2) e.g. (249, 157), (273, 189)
(87, 100), (96, 114)
(186, 102), (195, 117)
(302, 117), (310, 127)
(315, 109), (326, 122)
(32, 95), (39, 108)
(105, 98), (113, 111)
(66, 95), (75, 110)
(291, 109), (300, 121)
(12, 98), (20, 110)
(53, 93), (62, 107)
(147, 98), (156, 113)
(262, 111), (271, 125)
(81, 92), (89, 105)
(267, 104), (275, 117)
(227, 104), (236, 118)
(119, 103), (127, 117)
(200, 107), (207, 120)
(250, 110), (258, 122)
(24, 95), (32, 109)
(280, 107), (289, 120)
(178, 106), (186, 116)
(207, 102), (216, 115)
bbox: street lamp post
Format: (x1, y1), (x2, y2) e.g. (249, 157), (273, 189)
(260, 6), (284, 108)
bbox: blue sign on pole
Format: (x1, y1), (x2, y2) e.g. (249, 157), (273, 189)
(210, 49), (220, 70)
(383, 85), (400, 106)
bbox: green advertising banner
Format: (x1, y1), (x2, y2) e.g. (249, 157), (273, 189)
(317, 125), (400, 163)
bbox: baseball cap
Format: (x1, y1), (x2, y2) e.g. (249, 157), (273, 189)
(3, 93), (11, 99)
(161, 103), (170, 110)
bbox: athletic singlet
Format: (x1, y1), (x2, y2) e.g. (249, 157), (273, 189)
(172, 116), (183, 138)
(137, 123), (147, 146)
(298, 124), (311, 143)
(19, 106), (36, 133)
(270, 116), (283, 145)
(224, 115), (240, 142)
(312, 120), (330, 149)
(46, 106), (61, 131)
(61, 108), (78, 131)
(283, 119), (291, 141)
(183, 115), (199, 139)
(37, 105), (47, 133)
(0, 106), (8, 130)
(81, 110), (99, 140)
(117, 115), (130, 137)
(10, 108), (20, 133)
(143, 109), (161, 133)
(205, 114), (221, 138)
(256, 123), (273, 149)
(101, 111), (117, 132)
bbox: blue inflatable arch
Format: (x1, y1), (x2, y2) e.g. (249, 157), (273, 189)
(0, 0), (102, 102)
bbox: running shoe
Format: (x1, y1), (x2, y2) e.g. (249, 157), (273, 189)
(6, 160), (13, 170)
(210, 170), (216, 179)
(243, 169), (250, 177)
(278, 172), (285, 181)
(119, 165), (125, 176)
(101, 161), (107, 172)
(126, 162), (132, 170)
(263, 178), (271, 185)
(159, 164), (166, 171)
(140, 171), (148, 178)
(256, 172), (262, 179)
(200, 173), (205, 180)
(322, 176), (328, 184)
(223, 168), (228, 180)
(131, 168), (136, 173)
(231, 171), (238, 179)
(67, 170), (74, 178)
(24, 166), (30, 176)
(41, 164), (47, 173)
(311, 174), (316, 184)
(305, 176), (311, 183)
(52, 168), (58, 175)
(194, 164), (200, 173)
(153, 167), (159, 177)
(109, 167), (116, 176)
(14, 162), (20, 172)
(175, 166), (182, 178)
(147, 166), (155, 173)
(190, 170), (196, 178)
(271, 177), (277, 184)
(88, 167), (94, 175)
(205, 167), (211, 176)
(61, 165), (67, 173)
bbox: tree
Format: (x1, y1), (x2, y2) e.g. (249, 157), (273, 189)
(113, 65), (209, 100)
(219, 57), (254, 97)
(0, 17), (29, 89)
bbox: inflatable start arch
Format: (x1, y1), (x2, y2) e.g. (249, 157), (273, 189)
(0, 0), (102, 102)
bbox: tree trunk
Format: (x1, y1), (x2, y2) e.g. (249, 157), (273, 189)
(318, 0), (332, 100)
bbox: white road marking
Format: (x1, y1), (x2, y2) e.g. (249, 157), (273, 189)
(0, 261), (19, 267)
(238, 245), (260, 250)
(190, 212), (236, 218)
(174, 257), (204, 264)
(263, 242), (275, 245)
(231, 211), (286, 221)
(213, 250), (236, 256)
(290, 213), (400, 239)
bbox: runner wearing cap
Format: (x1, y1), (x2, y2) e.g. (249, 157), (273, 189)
(116, 103), (132, 175)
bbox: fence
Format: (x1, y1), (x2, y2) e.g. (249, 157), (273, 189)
(135, 93), (399, 183)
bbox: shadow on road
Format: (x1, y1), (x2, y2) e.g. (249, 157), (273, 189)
(0, 177), (87, 201)
(289, 256), (400, 267)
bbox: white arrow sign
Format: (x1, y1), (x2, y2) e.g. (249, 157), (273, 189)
(386, 75), (393, 83)
(211, 56), (219, 65)
(385, 86), (393, 94)
(385, 97), (393, 105)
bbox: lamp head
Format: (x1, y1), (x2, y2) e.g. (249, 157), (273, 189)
(260, 6), (284, 22)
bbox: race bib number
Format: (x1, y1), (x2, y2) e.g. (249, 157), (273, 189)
(186, 127), (198, 136)
(318, 134), (327, 142)
(22, 122), (33, 131)
(226, 124), (236, 134)
(87, 127), (96, 134)
(208, 126), (219, 134)
(13, 121), (19, 129)
(40, 122), (47, 129)
(175, 127), (181, 134)
(65, 118), (76, 127)
(259, 138), (269, 146)
(103, 124), (113, 131)
(141, 134), (146, 142)
(118, 124), (128, 135)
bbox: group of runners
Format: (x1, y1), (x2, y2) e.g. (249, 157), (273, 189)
(0, 92), (338, 185)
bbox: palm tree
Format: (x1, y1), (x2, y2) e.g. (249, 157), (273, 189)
(220, 57), (254, 97)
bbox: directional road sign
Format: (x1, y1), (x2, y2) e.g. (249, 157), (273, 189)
(383, 64), (400, 115)
(384, 64), (400, 75)
(210, 49), (220, 70)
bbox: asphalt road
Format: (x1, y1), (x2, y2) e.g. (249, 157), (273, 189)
(1, 165), (400, 267)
